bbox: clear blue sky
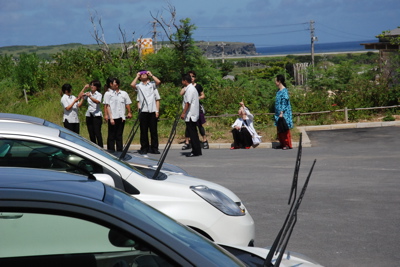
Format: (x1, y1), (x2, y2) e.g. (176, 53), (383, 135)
(1, 0), (399, 48)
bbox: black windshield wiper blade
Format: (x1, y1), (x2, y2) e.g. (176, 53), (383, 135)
(120, 85), (150, 161)
(119, 111), (141, 161)
(264, 159), (316, 267)
(152, 109), (181, 179)
(288, 133), (302, 205)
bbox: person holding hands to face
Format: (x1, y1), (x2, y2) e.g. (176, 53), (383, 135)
(131, 70), (161, 155)
(80, 80), (103, 147)
(60, 83), (84, 134)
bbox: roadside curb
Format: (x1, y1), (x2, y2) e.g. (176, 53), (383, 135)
(127, 121), (400, 150)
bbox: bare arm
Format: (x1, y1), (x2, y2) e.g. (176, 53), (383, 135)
(130, 72), (141, 89)
(181, 102), (190, 120)
(147, 71), (161, 86)
(155, 100), (160, 118)
(199, 91), (205, 100)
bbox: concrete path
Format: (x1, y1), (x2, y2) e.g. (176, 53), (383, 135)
(129, 120), (400, 150)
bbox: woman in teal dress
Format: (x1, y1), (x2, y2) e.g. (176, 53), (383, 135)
(274, 74), (293, 149)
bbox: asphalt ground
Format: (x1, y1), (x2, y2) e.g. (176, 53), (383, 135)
(141, 124), (400, 267)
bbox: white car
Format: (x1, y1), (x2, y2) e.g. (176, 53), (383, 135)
(0, 113), (188, 174)
(0, 122), (255, 246)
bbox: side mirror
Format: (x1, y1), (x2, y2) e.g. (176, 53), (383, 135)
(93, 174), (115, 187)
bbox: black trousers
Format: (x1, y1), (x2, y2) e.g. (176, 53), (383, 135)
(232, 128), (253, 148)
(86, 115), (103, 147)
(139, 112), (159, 153)
(107, 118), (125, 152)
(186, 119), (202, 156)
(63, 119), (80, 134)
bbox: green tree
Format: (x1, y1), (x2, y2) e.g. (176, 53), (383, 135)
(0, 55), (15, 80)
(14, 53), (43, 95)
(151, 5), (202, 77)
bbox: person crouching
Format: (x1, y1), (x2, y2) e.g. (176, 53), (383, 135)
(230, 102), (261, 149)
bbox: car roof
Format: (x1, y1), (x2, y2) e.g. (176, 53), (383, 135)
(0, 113), (45, 125)
(0, 121), (61, 138)
(0, 167), (105, 201)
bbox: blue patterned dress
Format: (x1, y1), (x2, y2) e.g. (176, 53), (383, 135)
(274, 88), (293, 129)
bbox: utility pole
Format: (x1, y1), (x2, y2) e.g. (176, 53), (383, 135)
(310, 20), (317, 67)
(152, 21), (158, 52)
(217, 42), (226, 63)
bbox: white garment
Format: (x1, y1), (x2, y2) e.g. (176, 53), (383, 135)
(102, 88), (113, 105)
(85, 91), (103, 117)
(182, 84), (199, 122)
(231, 107), (262, 145)
(105, 90), (132, 120)
(61, 94), (79, 123)
(136, 81), (160, 113)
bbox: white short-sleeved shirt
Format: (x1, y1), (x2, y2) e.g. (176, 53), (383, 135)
(85, 91), (103, 117)
(135, 81), (161, 113)
(106, 90), (132, 120)
(61, 94), (79, 123)
(182, 84), (199, 122)
(103, 88), (112, 104)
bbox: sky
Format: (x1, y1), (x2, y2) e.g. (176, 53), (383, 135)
(0, 0), (399, 48)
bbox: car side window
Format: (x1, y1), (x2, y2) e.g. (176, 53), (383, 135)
(0, 139), (102, 175)
(0, 212), (176, 266)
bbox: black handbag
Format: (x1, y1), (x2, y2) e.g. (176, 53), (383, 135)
(277, 117), (289, 133)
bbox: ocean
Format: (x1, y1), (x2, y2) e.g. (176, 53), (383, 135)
(256, 40), (376, 55)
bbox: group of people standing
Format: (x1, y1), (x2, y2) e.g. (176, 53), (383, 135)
(60, 72), (293, 154)
(61, 73), (160, 153)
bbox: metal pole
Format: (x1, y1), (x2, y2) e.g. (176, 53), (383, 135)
(310, 20), (315, 67)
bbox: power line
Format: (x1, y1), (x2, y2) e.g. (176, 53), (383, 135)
(318, 22), (373, 39)
(195, 29), (308, 38)
(197, 22), (308, 29)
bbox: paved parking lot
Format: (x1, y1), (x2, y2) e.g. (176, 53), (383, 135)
(147, 126), (400, 267)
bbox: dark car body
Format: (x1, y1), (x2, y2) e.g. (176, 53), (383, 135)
(0, 167), (245, 267)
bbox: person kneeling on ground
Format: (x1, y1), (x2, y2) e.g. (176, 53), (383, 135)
(231, 102), (261, 149)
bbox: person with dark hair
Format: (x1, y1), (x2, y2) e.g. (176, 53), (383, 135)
(274, 74), (293, 150)
(104, 78), (132, 152)
(180, 71), (209, 150)
(60, 83), (84, 134)
(231, 101), (261, 149)
(80, 80), (103, 147)
(181, 74), (202, 157)
(130, 70), (161, 155)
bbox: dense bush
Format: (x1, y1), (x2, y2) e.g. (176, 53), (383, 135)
(0, 43), (399, 140)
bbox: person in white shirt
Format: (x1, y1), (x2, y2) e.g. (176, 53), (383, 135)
(80, 80), (103, 147)
(60, 83), (84, 134)
(130, 70), (161, 155)
(231, 101), (261, 149)
(181, 74), (202, 157)
(104, 78), (132, 152)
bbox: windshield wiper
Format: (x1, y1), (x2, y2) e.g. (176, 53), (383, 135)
(288, 133), (302, 205)
(119, 110), (141, 161)
(264, 134), (316, 267)
(152, 109), (181, 179)
(119, 84), (152, 161)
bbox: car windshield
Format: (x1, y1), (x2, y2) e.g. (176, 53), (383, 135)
(59, 131), (146, 178)
(104, 186), (244, 266)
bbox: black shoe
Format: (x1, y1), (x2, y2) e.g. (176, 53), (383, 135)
(150, 149), (160, 154)
(186, 153), (201, 157)
(202, 141), (209, 149)
(182, 143), (192, 150)
(137, 150), (147, 155)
